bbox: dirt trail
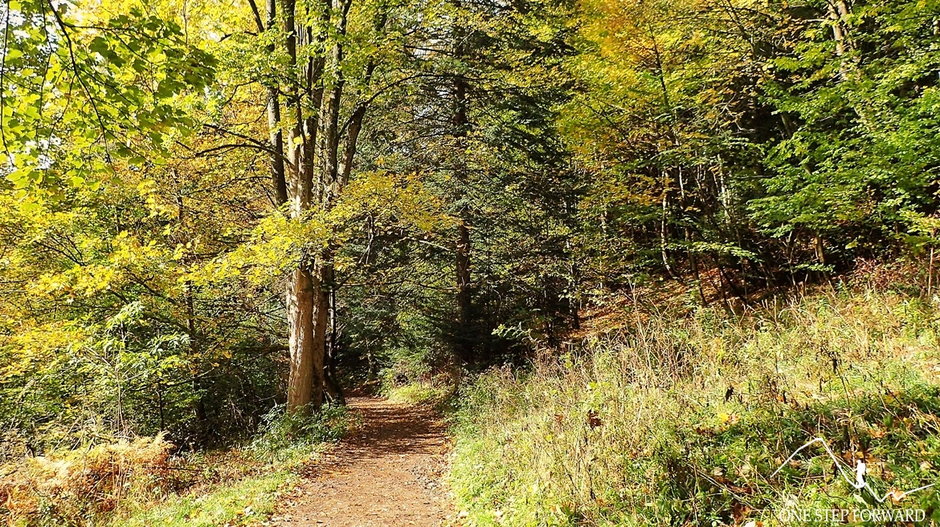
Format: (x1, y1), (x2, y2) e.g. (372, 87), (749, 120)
(267, 397), (451, 527)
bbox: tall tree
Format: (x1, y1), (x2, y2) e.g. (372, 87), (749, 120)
(250, 0), (407, 411)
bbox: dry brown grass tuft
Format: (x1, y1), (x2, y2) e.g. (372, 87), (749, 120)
(1, 435), (173, 525)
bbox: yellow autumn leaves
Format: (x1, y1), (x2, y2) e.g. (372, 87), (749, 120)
(191, 171), (452, 286)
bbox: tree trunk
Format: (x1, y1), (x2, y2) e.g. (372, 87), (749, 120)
(455, 220), (473, 362)
(452, 1), (474, 364)
(275, 0), (369, 413)
(928, 245), (935, 298)
(286, 266), (328, 412)
(265, 0), (287, 205)
(324, 259), (345, 404)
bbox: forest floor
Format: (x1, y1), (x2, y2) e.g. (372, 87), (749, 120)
(265, 397), (452, 527)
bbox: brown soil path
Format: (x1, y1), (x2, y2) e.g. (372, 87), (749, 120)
(267, 397), (451, 527)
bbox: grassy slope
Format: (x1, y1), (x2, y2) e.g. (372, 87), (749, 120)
(449, 288), (940, 526)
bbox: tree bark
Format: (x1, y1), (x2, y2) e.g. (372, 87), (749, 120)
(286, 266), (328, 411)
(324, 260), (345, 404)
(265, 0), (287, 205)
(455, 220), (473, 362)
(281, 0), (322, 414)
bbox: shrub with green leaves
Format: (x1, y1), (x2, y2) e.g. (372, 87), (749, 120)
(249, 404), (350, 464)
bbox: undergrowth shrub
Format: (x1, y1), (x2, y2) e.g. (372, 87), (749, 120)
(1, 405), (350, 526)
(449, 289), (940, 526)
(249, 403), (349, 463)
(0, 436), (173, 526)
(380, 347), (460, 406)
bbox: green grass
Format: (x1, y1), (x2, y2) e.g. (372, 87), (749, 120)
(0, 405), (349, 527)
(449, 288), (940, 526)
(385, 382), (452, 405)
(113, 469), (294, 527)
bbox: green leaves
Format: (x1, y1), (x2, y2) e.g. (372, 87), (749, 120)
(1, 1), (216, 199)
(754, 0), (940, 248)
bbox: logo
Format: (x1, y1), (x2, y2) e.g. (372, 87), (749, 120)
(757, 437), (935, 524)
(771, 437), (935, 503)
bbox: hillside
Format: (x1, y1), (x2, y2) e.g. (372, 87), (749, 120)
(450, 286), (940, 525)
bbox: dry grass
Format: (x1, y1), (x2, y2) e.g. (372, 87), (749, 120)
(449, 288), (940, 526)
(1, 436), (173, 525)
(0, 405), (349, 527)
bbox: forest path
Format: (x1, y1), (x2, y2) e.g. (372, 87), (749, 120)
(266, 397), (451, 527)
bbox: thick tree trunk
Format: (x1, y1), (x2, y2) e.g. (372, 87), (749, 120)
(281, 0), (318, 414)
(276, 0), (367, 413)
(286, 266), (328, 412)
